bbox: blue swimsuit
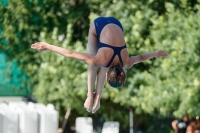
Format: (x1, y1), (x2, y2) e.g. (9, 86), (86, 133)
(94, 17), (127, 67)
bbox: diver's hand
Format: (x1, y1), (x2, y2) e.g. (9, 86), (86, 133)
(155, 50), (169, 58)
(31, 42), (49, 51)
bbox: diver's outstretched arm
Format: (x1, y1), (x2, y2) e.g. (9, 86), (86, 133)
(31, 42), (99, 66)
(125, 50), (169, 69)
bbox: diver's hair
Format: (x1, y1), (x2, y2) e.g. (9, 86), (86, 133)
(106, 64), (126, 88)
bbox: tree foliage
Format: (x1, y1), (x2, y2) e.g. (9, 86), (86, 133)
(1, 0), (200, 132)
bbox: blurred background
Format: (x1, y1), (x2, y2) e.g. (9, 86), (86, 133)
(0, 0), (200, 133)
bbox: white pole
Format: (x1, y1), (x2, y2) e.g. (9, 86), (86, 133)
(130, 108), (133, 133)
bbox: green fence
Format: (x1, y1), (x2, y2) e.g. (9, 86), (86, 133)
(0, 52), (30, 96)
(0, 0), (8, 6)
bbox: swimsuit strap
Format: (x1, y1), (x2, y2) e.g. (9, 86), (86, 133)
(99, 42), (126, 67)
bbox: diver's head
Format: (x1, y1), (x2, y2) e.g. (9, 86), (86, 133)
(106, 64), (126, 88)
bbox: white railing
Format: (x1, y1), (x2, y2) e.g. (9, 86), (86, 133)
(0, 102), (58, 133)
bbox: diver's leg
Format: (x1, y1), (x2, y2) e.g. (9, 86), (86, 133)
(84, 22), (98, 112)
(92, 66), (107, 113)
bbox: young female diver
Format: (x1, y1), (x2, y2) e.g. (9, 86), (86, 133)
(31, 16), (168, 113)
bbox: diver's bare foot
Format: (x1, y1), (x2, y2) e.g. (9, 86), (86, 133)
(84, 92), (96, 112)
(92, 94), (101, 114)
